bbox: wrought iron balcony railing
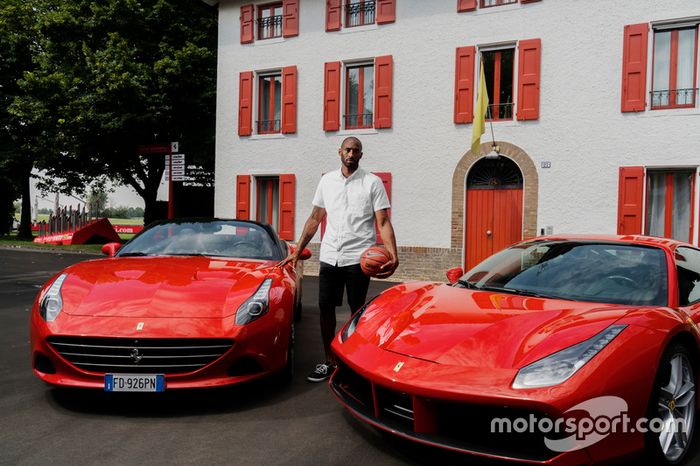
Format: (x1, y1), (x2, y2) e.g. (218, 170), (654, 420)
(257, 119), (281, 134)
(257, 15), (283, 39)
(481, 0), (518, 7)
(650, 88), (698, 109)
(344, 113), (373, 129)
(486, 103), (513, 120)
(345, 1), (375, 27)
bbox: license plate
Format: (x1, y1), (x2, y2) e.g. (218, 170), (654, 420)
(105, 374), (165, 392)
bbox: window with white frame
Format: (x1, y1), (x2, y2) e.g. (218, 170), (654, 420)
(344, 62), (374, 129)
(256, 176), (280, 231)
(651, 26), (699, 109)
(257, 73), (282, 134)
(645, 170), (695, 242)
(257, 2), (284, 40)
(482, 48), (515, 120)
(345, 0), (376, 27)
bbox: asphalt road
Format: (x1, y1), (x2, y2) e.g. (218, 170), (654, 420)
(1, 248), (697, 466)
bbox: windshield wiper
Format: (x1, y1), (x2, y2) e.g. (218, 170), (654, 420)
(119, 252), (150, 257)
(474, 285), (571, 300)
(457, 279), (478, 289)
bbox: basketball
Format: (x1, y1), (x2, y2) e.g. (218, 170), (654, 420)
(360, 246), (392, 277)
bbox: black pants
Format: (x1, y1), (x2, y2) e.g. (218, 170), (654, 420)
(319, 262), (370, 313)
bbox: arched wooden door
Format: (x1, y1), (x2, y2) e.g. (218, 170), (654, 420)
(465, 157), (524, 269)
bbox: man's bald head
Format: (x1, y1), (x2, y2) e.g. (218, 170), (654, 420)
(340, 136), (362, 152)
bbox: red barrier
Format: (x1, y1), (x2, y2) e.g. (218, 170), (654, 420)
(34, 218), (122, 245)
(113, 225), (144, 234)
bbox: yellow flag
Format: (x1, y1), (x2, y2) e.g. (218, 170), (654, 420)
(471, 61), (489, 157)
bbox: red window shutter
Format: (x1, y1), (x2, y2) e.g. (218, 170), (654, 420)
(326, 0), (341, 32)
(283, 0), (299, 37)
(617, 166), (645, 234)
(454, 46), (475, 124)
(240, 4), (254, 44)
(457, 0), (477, 12)
(282, 66), (297, 134)
(236, 175), (251, 220)
(374, 55), (393, 129)
(376, 0), (396, 24)
(621, 23), (649, 112)
(517, 38), (541, 121)
(279, 174), (295, 240)
(238, 71), (253, 136)
(323, 61), (341, 131)
(373, 172), (392, 245)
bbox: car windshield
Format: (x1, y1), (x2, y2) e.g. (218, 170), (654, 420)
(117, 220), (281, 260)
(461, 241), (668, 306)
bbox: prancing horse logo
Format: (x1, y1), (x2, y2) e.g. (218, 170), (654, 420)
(130, 348), (143, 364)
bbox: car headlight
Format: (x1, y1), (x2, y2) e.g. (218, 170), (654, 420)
(341, 296), (378, 342)
(512, 324), (627, 389)
(235, 279), (272, 325)
(39, 273), (68, 322)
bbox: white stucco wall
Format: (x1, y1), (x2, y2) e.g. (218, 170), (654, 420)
(214, 0), (700, 248)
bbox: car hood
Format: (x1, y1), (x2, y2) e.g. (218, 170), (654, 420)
(59, 256), (274, 318)
(356, 282), (644, 369)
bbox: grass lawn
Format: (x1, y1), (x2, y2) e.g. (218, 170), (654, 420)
(0, 233), (103, 254)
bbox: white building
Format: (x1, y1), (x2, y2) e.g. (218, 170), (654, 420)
(210, 0), (700, 280)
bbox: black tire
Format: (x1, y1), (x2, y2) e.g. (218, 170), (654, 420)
(282, 322), (295, 381)
(646, 343), (696, 465)
(293, 289), (302, 322)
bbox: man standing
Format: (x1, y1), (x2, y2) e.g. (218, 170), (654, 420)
(278, 137), (398, 382)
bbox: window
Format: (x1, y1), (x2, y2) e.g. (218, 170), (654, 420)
(258, 74), (282, 134)
(236, 174), (296, 240)
(645, 170), (694, 242)
(240, 1), (298, 44)
(324, 56), (392, 131)
(238, 66), (296, 136)
(651, 27), (698, 109)
(345, 64), (374, 129)
(617, 167), (696, 244)
(257, 3), (283, 40)
(326, 0), (394, 32)
(457, 0), (540, 13)
(482, 49), (515, 120)
(256, 177), (280, 230)
(481, 0), (517, 8)
(345, 0), (375, 27)
(676, 247), (700, 305)
(453, 39), (540, 124)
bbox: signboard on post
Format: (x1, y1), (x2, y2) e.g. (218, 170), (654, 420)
(164, 154), (187, 181)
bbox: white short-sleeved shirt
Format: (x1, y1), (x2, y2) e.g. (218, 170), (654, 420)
(312, 168), (390, 267)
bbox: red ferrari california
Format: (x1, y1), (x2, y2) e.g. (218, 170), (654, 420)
(331, 235), (700, 465)
(30, 219), (310, 392)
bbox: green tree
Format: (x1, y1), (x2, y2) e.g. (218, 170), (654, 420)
(0, 0), (41, 239)
(10, 0), (217, 225)
(87, 187), (108, 217)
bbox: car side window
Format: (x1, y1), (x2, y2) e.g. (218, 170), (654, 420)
(676, 247), (700, 306)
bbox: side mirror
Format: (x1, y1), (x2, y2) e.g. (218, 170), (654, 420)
(299, 248), (312, 260)
(445, 267), (464, 285)
(101, 242), (122, 257)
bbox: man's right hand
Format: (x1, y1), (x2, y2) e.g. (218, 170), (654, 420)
(276, 252), (299, 268)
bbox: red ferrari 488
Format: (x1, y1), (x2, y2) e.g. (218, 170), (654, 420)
(331, 235), (700, 465)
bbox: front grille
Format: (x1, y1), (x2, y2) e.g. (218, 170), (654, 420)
(332, 360), (374, 412)
(331, 362), (558, 462)
(47, 336), (233, 375)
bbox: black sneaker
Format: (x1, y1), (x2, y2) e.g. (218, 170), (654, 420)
(307, 362), (336, 382)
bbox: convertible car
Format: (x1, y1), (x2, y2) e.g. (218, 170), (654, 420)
(331, 235), (700, 465)
(30, 219), (310, 392)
